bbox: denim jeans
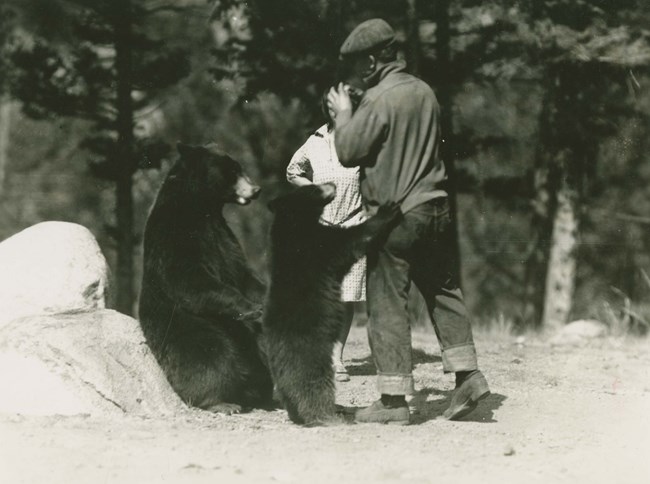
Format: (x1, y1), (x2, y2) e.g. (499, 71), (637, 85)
(366, 197), (478, 395)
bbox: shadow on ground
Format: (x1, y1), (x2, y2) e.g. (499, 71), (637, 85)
(336, 389), (506, 425)
(410, 389), (507, 424)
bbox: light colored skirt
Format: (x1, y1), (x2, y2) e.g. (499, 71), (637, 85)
(338, 212), (366, 302)
(341, 255), (366, 302)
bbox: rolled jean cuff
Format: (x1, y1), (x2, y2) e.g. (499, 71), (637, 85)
(377, 372), (415, 395)
(441, 344), (478, 373)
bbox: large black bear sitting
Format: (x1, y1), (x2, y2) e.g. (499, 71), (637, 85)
(138, 142), (273, 414)
(264, 183), (401, 425)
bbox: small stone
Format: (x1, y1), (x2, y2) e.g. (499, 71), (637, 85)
(503, 445), (516, 456)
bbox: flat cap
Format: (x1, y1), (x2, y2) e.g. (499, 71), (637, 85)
(340, 18), (395, 55)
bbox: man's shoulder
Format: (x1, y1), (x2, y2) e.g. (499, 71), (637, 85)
(365, 72), (433, 104)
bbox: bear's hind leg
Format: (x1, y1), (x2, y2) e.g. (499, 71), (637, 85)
(283, 361), (338, 426)
(281, 393), (305, 425)
(296, 378), (338, 426)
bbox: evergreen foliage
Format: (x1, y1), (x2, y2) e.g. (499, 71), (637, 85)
(1, 0), (649, 327)
(6, 0), (192, 313)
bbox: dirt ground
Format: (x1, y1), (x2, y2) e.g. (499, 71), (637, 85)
(1, 326), (649, 484)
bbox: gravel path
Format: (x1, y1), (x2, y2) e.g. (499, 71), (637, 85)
(2, 327), (649, 484)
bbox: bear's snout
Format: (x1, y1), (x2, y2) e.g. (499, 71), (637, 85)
(235, 175), (261, 205)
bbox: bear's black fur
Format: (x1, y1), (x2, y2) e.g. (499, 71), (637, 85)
(264, 183), (401, 425)
(138, 142), (273, 414)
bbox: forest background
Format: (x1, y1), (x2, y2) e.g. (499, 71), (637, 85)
(1, 0), (649, 333)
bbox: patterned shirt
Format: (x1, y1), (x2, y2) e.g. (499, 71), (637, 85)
(287, 125), (365, 228)
(286, 124), (366, 301)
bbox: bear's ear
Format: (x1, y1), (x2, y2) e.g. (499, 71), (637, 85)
(177, 142), (200, 159)
(203, 142), (223, 155)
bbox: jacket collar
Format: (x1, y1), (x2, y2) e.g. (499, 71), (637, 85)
(363, 59), (407, 87)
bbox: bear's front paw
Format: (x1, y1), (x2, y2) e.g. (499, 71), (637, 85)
(375, 202), (402, 225)
(206, 402), (243, 415)
(239, 308), (263, 323)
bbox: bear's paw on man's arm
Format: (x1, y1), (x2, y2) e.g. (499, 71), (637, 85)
(333, 201), (402, 261)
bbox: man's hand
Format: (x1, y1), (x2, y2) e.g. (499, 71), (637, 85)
(327, 83), (353, 125)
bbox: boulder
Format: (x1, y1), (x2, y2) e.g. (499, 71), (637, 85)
(0, 310), (185, 416)
(0, 221), (109, 326)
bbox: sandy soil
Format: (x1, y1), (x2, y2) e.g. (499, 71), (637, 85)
(1, 327), (649, 484)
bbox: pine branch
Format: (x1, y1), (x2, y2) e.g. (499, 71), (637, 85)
(144, 5), (189, 14)
(615, 212), (650, 225)
(134, 100), (166, 120)
(142, 3), (205, 16)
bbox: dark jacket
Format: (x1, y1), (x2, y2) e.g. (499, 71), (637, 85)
(335, 60), (447, 214)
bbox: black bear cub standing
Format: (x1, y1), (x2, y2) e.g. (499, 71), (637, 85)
(138, 142), (273, 414)
(264, 183), (401, 425)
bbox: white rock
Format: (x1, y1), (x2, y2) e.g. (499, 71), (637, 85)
(0, 310), (185, 416)
(561, 319), (608, 338)
(550, 319), (608, 346)
(0, 222), (109, 326)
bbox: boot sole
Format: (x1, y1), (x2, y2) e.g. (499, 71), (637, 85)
(444, 389), (490, 421)
(355, 418), (411, 426)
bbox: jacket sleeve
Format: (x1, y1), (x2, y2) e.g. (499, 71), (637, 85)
(334, 98), (387, 167)
(286, 139), (314, 184)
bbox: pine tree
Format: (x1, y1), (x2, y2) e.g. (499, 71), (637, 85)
(520, 0), (650, 328)
(209, 0), (650, 328)
(8, 0), (191, 314)
(0, 5), (17, 195)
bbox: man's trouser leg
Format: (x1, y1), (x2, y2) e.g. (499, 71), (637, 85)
(366, 208), (419, 395)
(410, 198), (478, 373)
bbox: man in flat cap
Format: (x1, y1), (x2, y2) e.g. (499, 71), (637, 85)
(328, 18), (489, 424)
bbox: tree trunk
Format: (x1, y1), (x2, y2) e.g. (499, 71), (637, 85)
(434, 0), (462, 281)
(0, 96), (11, 195)
(113, 1), (135, 315)
(405, 0), (421, 77)
(522, 78), (558, 328)
(522, 162), (555, 327)
(524, 67), (584, 330)
(542, 184), (578, 330)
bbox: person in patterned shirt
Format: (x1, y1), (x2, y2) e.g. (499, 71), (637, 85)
(286, 87), (365, 382)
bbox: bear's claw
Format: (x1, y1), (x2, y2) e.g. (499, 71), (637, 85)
(206, 403), (243, 415)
